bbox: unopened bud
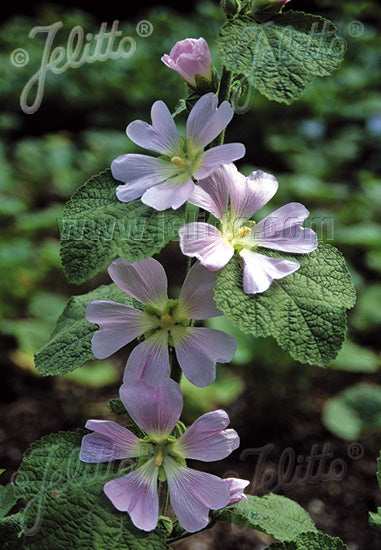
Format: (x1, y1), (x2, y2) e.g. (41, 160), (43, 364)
(221, 0), (241, 18)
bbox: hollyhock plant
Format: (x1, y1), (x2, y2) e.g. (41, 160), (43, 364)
(161, 37), (213, 88)
(86, 257), (237, 387)
(111, 92), (245, 211)
(179, 163), (318, 294)
(80, 378), (247, 532)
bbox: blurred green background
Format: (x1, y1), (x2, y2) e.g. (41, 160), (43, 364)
(0, 0), (380, 546)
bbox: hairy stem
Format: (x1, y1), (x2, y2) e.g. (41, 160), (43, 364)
(212, 65), (233, 146)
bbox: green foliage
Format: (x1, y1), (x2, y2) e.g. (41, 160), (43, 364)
(60, 170), (187, 284)
(213, 493), (317, 541)
(266, 531), (349, 549)
(330, 339), (380, 373)
(322, 383), (381, 440)
(217, 11), (344, 104)
(369, 451), (381, 530)
(214, 244), (356, 367)
(2, 431), (169, 549)
(34, 284), (140, 376)
(0, 483), (18, 518)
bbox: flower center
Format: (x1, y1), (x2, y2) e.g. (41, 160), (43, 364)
(220, 216), (257, 252)
(171, 156), (190, 170)
(160, 313), (173, 327)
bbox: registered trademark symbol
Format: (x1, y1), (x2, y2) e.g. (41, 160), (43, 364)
(348, 20), (364, 38)
(347, 442), (364, 460)
(136, 20), (153, 38)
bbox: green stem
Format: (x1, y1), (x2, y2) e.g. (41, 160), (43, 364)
(212, 65), (233, 147)
(170, 350), (182, 385)
(168, 518), (217, 543)
(161, 482), (169, 515)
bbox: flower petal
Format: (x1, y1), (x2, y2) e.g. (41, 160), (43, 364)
(240, 249), (300, 294)
(178, 261), (222, 320)
(186, 93), (234, 149)
(119, 378), (183, 439)
(126, 100), (182, 156)
(104, 459), (159, 531)
(174, 410), (239, 461)
(80, 420), (141, 463)
(165, 457), (229, 533)
(108, 257), (168, 308)
(141, 179), (195, 211)
(123, 332), (170, 386)
(188, 164), (230, 219)
(224, 478), (250, 505)
(254, 203), (318, 253)
(229, 169), (279, 220)
(193, 144), (245, 180)
(86, 301), (145, 359)
(112, 154), (179, 202)
(172, 326), (237, 387)
(179, 222), (234, 271)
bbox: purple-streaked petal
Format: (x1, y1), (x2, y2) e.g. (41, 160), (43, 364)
(86, 301), (145, 359)
(174, 410), (239, 461)
(108, 257), (168, 308)
(193, 144), (245, 181)
(126, 101), (182, 156)
(141, 179), (195, 211)
(179, 222), (234, 271)
(112, 154), (179, 202)
(172, 326), (237, 387)
(120, 378), (183, 439)
(224, 478), (250, 505)
(254, 203), (318, 253)
(123, 333), (170, 386)
(188, 164), (230, 219)
(240, 249), (300, 294)
(104, 459), (159, 531)
(165, 457), (230, 532)
(80, 420), (141, 463)
(186, 93), (234, 149)
(229, 169), (279, 220)
(178, 261), (222, 320)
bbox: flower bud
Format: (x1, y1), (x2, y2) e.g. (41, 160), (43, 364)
(221, 0), (241, 18)
(250, 0), (290, 22)
(161, 38), (212, 89)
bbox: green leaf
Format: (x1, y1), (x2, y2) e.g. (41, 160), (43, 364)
(59, 169), (187, 284)
(14, 430), (169, 550)
(34, 284), (140, 376)
(330, 339), (380, 373)
(322, 383), (381, 440)
(0, 513), (24, 549)
(217, 11), (344, 104)
(0, 483), (18, 518)
(267, 531), (349, 549)
(214, 244), (356, 367)
(213, 493), (317, 541)
(369, 451), (381, 530)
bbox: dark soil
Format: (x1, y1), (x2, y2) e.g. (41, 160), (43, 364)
(1, 335), (381, 550)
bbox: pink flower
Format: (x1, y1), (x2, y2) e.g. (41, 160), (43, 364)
(179, 163), (318, 294)
(86, 257), (237, 387)
(224, 478), (250, 505)
(111, 93), (245, 211)
(80, 378), (245, 532)
(161, 38), (212, 88)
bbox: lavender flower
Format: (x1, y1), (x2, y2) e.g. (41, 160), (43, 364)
(80, 378), (247, 532)
(111, 93), (245, 211)
(86, 257), (237, 387)
(224, 478), (250, 505)
(161, 38), (212, 88)
(179, 163), (318, 294)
